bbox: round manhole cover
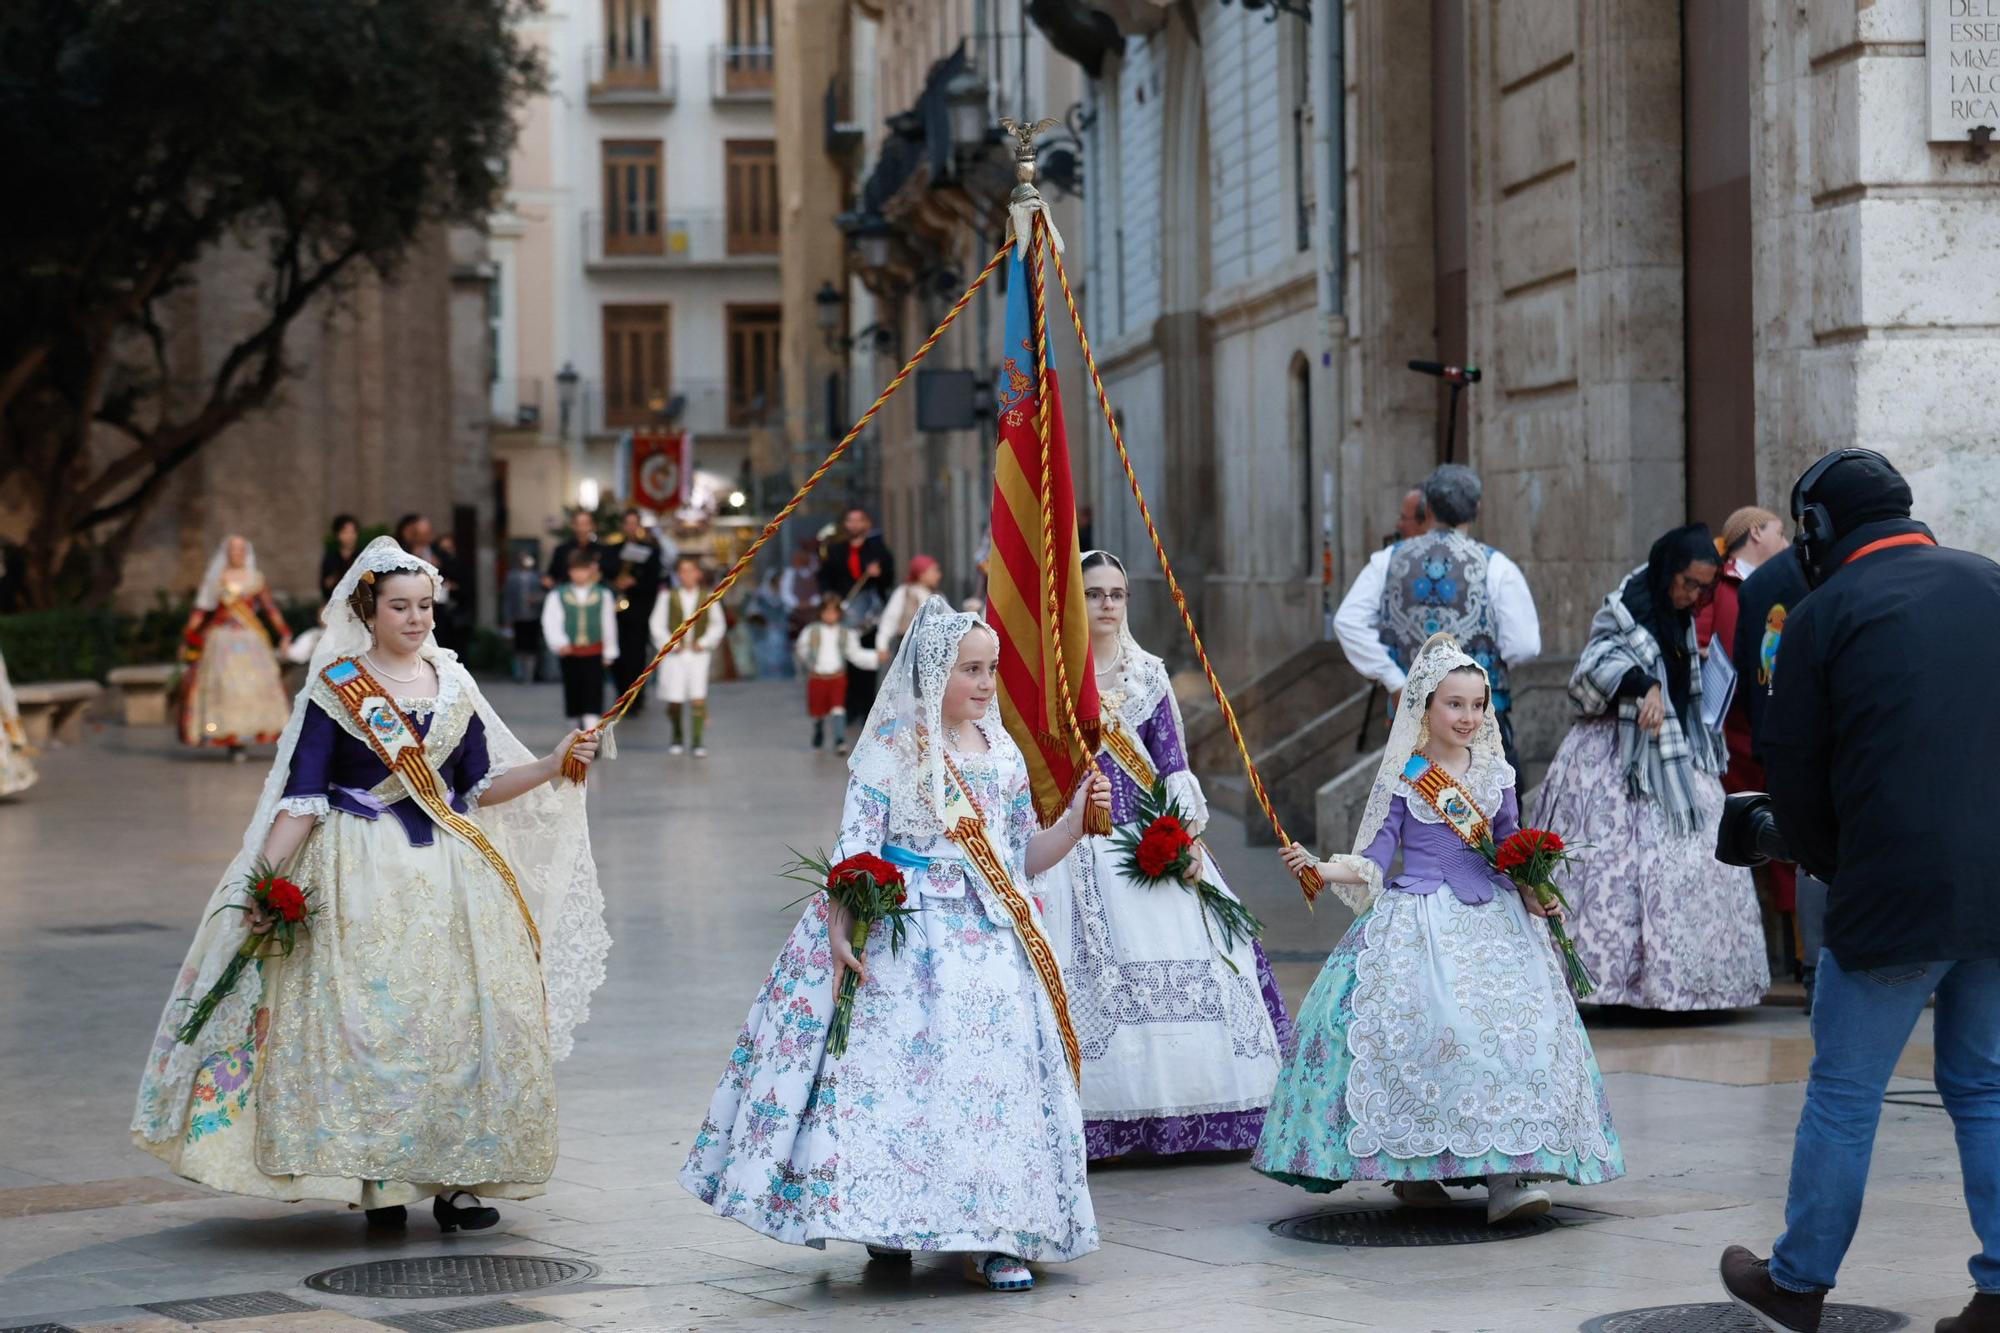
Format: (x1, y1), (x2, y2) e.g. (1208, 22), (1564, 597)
(1580, 1303), (1908, 1332)
(1270, 1203), (1559, 1246)
(304, 1255), (596, 1299)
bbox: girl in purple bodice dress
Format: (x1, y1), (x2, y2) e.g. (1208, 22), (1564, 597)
(1253, 632), (1624, 1224)
(1037, 552), (1293, 1160)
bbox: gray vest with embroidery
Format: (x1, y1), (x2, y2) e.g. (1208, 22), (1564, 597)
(1379, 528), (1513, 709)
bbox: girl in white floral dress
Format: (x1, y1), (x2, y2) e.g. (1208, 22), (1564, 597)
(680, 596), (1108, 1291)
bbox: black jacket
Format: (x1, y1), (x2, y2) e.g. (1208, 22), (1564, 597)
(1763, 518), (2000, 968)
(817, 533), (893, 600)
(1732, 548), (1811, 766)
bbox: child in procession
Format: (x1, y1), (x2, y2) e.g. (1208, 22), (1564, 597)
(542, 548), (620, 731)
(650, 554), (727, 757)
(1253, 631), (1624, 1223)
(794, 594), (877, 753)
(681, 596), (1107, 1291)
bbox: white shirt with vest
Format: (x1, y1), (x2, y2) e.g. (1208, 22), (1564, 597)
(648, 586), (727, 655)
(1334, 530), (1541, 694)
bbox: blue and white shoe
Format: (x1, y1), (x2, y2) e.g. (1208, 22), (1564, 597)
(967, 1254), (1033, 1291)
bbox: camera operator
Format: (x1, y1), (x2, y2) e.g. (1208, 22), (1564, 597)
(1721, 450), (2000, 1333)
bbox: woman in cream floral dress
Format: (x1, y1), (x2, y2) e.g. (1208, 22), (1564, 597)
(178, 535), (294, 758)
(134, 539), (611, 1232)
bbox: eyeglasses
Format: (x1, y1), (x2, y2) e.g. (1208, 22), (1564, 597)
(1083, 588), (1128, 605)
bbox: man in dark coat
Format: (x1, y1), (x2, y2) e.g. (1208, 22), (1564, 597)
(604, 508), (664, 709)
(545, 509), (612, 590)
(1721, 450), (2000, 1333)
(817, 505), (893, 724)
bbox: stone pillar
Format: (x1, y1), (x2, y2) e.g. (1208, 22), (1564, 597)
(1464, 0), (1687, 662)
(1754, 0), (2000, 556)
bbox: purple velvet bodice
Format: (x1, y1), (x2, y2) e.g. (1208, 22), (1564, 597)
(282, 700), (492, 847)
(1359, 788), (1521, 905)
(1094, 692), (1189, 819)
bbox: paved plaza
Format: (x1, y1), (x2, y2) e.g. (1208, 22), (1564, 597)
(0, 678), (1974, 1332)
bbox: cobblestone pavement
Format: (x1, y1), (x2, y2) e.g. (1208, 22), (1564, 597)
(0, 678), (1972, 1331)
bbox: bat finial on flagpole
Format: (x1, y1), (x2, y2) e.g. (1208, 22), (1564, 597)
(999, 116), (1065, 258)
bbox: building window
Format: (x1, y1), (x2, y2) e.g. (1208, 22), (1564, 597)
(603, 304), (671, 428)
(724, 0), (774, 94)
(1289, 24), (1315, 254)
(1290, 353), (1313, 576)
(602, 140), (664, 256)
(726, 304), (782, 426)
(604, 0), (656, 87)
(724, 139), (779, 255)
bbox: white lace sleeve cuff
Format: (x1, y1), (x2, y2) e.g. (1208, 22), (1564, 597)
(464, 762), (511, 810)
(1165, 769), (1211, 836)
(276, 795), (329, 819)
(1322, 853), (1382, 916)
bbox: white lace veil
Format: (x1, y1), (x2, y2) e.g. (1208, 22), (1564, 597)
(847, 593), (995, 841)
(1325, 631), (1510, 914)
(135, 537), (610, 1143)
(194, 536), (256, 610)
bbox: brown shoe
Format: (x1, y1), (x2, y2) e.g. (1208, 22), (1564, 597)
(1938, 1292), (2000, 1332)
(1720, 1245), (1825, 1332)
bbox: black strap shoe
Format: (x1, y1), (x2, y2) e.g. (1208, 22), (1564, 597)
(364, 1205), (406, 1229)
(433, 1191), (500, 1233)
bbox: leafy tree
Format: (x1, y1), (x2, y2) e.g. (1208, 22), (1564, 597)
(0, 0), (542, 607)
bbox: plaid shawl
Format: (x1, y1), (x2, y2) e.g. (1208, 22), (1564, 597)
(1569, 569), (1726, 836)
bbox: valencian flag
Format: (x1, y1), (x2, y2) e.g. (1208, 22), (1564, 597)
(627, 429), (691, 513)
(985, 237), (1101, 826)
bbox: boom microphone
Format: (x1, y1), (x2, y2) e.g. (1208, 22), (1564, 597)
(1408, 359), (1482, 385)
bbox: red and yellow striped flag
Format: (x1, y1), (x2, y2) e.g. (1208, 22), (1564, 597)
(986, 230), (1100, 827)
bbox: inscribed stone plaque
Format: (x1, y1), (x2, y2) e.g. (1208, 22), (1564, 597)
(1930, 0), (2000, 140)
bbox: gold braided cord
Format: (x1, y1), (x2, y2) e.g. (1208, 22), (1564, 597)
(575, 244), (1013, 763)
(1045, 240), (1325, 904)
(1029, 212), (1083, 758)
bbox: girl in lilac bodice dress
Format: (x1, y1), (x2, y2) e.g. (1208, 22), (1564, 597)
(1253, 632), (1624, 1224)
(1036, 552), (1292, 1161)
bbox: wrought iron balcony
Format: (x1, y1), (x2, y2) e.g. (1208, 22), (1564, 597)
(711, 44), (774, 101)
(585, 43), (678, 105)
(580, 210), (777, 269)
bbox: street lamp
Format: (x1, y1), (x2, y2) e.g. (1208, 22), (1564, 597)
(577, 477), (600, 513)
(555, 361), (580, 438)
(814, 280), (844, 350)
(944, 68), (991, 154)
(845, 211), (894, 272)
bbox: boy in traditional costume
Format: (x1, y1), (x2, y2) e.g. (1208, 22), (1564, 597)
(794, 594), (877, 752)
(649, 554), (727, 756)
(1254, 632), (1624, 1223)
(542, 549), (620, 731)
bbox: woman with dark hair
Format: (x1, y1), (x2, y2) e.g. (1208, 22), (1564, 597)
(320, 514), (361, 598)
(1532, 525), (1769, 1010)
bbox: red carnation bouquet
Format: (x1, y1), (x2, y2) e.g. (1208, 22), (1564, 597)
(175, 858), (321, 1045)
(783, 850), (914, 1058)
(1110, 780), (1264, 972)
(1480, 827), (1596, 998)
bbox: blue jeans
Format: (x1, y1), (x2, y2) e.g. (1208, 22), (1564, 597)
(1770, 950), (2000, 1294)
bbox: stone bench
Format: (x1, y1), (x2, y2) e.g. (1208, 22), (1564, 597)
(14, 680), (105, 747)
(107, 664), (179, 726)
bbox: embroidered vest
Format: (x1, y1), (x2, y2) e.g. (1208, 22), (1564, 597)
(562, 587), (605, 648)
(1379, 528), (1512, 708)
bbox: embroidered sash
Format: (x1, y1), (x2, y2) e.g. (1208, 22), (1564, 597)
(1099, 719), (1158, 791)
(320, 658), (542, 959)
(1401, 754), (1491, 851)
(933, 742), (1083, 1083)
(217, 591), (271, 645)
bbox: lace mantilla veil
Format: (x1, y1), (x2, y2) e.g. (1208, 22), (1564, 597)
(847, 593), (993, 838)
(194, 535), (258, 610)
(1326, 631), (1511, 915)
(1079, 550), (1209, 831)
(134, 538), (610, 1142)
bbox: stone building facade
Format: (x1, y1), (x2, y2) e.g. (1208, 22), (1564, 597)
(1026, 0), (2000, 848)
(109, 228), (495, 615)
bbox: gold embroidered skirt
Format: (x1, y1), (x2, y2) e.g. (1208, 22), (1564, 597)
(138, 811), (557, 1207)
(181, 622), (291, 747)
